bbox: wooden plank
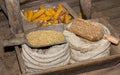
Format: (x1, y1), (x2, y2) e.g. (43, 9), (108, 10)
(92, 0), (103, 2)
(0, 58), (9, 75)
(65, 0), (79, 8)
(72, 6), (81, 14)
(0, 38), (4, 58)
(15, 46), (26, 74)
(0, 0), (7, 16)
(3, 37), (24, 47)
(80, 0), (92, 18)
(20, 0), (29, 3)
(0, 11), (8, 26)
(5, 0), (24, 34)
(109, 18), (120, 34)
(92, 6), (120, 19)
(21, 0), (79, 9)
(62, 2), (78, 18)
(92, 0), (120, 12)
(110, 18), (120, 26)
(0, 0), (32, 15)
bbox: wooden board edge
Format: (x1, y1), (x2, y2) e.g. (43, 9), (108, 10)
(23, 54), (120, 75)
(62, 2), (78, 18)
(15, 46), (120, 75)
(15, 46), (26, 74)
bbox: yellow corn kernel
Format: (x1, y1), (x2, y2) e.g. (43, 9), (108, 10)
(52, 20), (58, 24)
(45, 9), (52, 16)
(23, 10), (28, 19)
(60, 15), (65, 22)
(41, 16), (51, 21)
(42, 21), (48, 26)
(58, 3), (63, 10)
(33, 17), (41, 22)
(33, 14), (46, 22)
(49, 8), (56, 16)
(48, 20), (53, 24)
(54, 9), (62, 20)
(64, 13), (70, 23)
(40, 14), (46, 18)
(78, 13), (82, 18)
(36, 20), (44, 27)
(32, 9), (45, 20)
(44, 16), (51, 20)
(27, 10), (34, 21)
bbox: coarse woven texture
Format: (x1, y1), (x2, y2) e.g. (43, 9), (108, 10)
(26, 30), (64, 46)
(67, 18), (104, 41)
(64, 22), (111, 63)
(21, 43), (70, 72)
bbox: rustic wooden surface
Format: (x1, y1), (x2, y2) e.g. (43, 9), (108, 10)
(80, 0), (91, 19)
(0, 0), (7, 16)
(0, 0), (120, 75)
(78, 63), (120, 75)
(15, 46), (26, 74)
(5, 0), (23, 34)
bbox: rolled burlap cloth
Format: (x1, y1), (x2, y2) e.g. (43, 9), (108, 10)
(67, 18), (119, 45)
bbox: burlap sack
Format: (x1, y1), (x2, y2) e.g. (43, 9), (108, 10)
(21, 43), (70, 72)
(63, 22), (111, 63)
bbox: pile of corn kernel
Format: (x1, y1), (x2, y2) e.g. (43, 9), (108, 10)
(23, 3), (72, 26)
(26, 30), (65, 46)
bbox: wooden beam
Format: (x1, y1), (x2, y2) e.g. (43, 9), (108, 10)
(15, 46), (26, 74)
(92, 6), (120, 19)
(92, 0), (103, 2)
(5, 0), (24, 34)
(62, 2), (78, 18)
(0, 37), (4, 58)
(20, 0), (29, 3)
(3, 37), (24, 47)
(92, 0), (120, 12)
(80, 0), (92, 19)
(0, 0), (7, 15)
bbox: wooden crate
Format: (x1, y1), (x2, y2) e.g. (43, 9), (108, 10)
(15, 18), (120, 75)
(14, 1), (120, 75)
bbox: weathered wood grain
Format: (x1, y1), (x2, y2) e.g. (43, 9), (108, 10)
(0, 38), (4, 58)
(92, 6), (120, 19)
(109, 18), (120, 34)
(15, 46), (26, 74)
(109, 18), (120, 27)
(92, 0), (120, 12)
(0, 0), (7, 16)
(3, 38), (24, 47)
(5, 0), (23, 34)
(80, 0), (92, 18)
